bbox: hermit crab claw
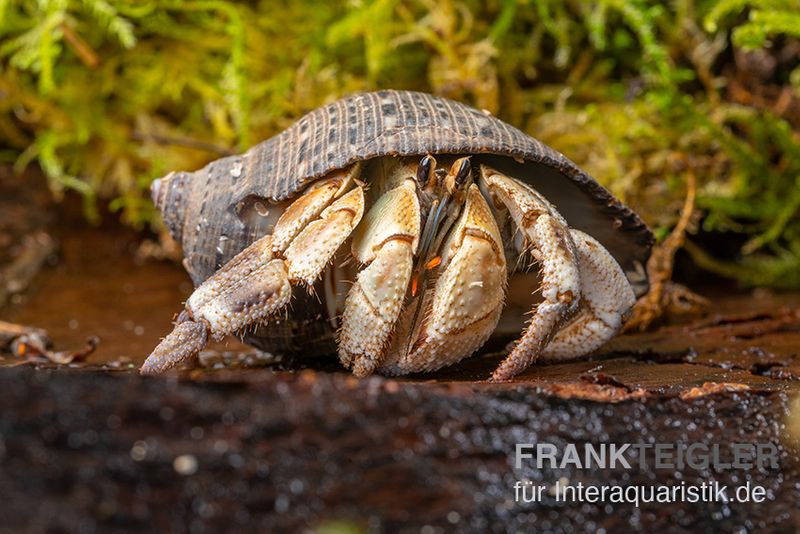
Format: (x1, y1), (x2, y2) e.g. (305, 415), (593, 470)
(337, 161), (422, 376)
(141, 165), (365, 374)
(378, 170), (508, 375)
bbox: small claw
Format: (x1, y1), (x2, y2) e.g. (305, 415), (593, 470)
(285, 187), (364, 284)
(140, 319), (209, 375)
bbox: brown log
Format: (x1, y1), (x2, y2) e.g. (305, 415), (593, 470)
(0, 357), (798, 531)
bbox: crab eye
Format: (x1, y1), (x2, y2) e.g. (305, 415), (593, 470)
(416, 155), (436, 185)
(443, 157), (472, 194)
(455, 158), (471, 188)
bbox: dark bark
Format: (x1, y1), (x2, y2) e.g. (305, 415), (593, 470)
(1, 351), (798, 532)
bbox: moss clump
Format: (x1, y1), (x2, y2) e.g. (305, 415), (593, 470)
(1, 0), (799, 287)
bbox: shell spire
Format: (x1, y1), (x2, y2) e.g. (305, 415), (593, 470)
(151, 171), (192, 245)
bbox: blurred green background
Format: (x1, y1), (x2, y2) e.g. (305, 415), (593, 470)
(1, 0), (799, 287)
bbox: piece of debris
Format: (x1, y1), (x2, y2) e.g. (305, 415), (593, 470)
(579, 371), (631, 390)
(0, 319), (99, 364)
(14, 336), (99, 365)
(102, 356), (135, 371)
(197, 349), (280, 370)
(0, 320), (49, 352)
(626, 164), (710, 331)
(679, 382), (750, 400)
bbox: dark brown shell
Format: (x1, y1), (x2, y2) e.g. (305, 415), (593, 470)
(153, 90), (653, 299)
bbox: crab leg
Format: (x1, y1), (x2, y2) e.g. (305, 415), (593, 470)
(338, 177), (420, 377)
(378, 183), (507, 375)
(541, 230), (636, 360)
(480, 167), (582, 381)
(140, 168), (364, 374)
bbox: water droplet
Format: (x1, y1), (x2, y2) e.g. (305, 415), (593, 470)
(274, 495), (289, 513)
(130, 441), (148, 461)
(254, 202), (269, 217)
(106, 414), (121, 429)
(173, 454), (198, 475)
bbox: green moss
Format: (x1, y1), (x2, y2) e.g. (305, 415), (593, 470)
(1, 0), (799, 286)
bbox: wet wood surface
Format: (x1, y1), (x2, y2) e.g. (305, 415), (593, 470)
(1, 351), (799, 532)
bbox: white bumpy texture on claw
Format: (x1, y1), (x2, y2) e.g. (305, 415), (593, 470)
(379, 183), (507, 375)
(339, 178), (421, 377)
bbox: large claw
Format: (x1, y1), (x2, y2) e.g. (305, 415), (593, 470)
(141, 168), (364, 375)
(379, 183), (507, 375)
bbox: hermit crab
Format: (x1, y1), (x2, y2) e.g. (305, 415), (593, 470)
(142, 90), (652, 381)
